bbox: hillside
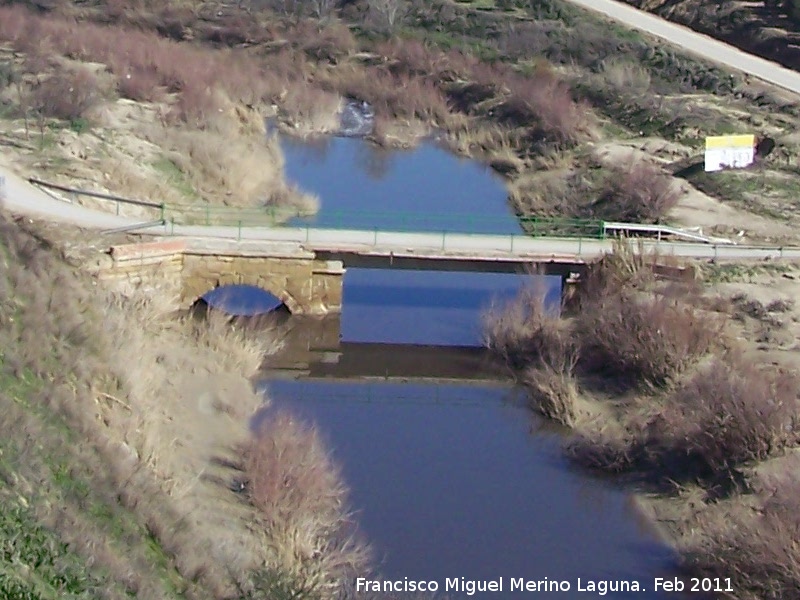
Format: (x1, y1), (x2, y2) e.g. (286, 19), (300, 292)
(0, 212), (366, 599)
(3, 0), (800, 242)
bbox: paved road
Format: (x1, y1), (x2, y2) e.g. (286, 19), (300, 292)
(564, 0), (800, 95)
(1, 169), (140, 230)
(3, 170), (800, 262)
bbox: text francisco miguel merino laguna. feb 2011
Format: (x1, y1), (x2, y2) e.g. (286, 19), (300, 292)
(355, 576), (736, 595)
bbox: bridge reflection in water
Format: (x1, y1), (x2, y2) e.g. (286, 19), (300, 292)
(262, 314), (512, 394)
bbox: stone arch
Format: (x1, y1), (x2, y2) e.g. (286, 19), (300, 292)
(180, 253), (343, 316)
(183, 276), (301, 315)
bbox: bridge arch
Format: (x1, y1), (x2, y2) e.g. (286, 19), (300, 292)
(180, 253), (344, 316)
(189, 278), (301, 315)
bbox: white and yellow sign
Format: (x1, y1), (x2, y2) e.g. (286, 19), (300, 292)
(704, 134), (756, 172)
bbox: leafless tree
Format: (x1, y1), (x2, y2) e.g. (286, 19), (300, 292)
(310, 0), (338, 20)
(368, 0), (407, 33)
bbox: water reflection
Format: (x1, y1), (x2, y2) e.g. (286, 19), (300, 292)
(201, 284), (282, 315)
(281, 136), (520, 234)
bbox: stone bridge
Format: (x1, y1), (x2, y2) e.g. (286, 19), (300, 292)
(91, 237), (590, 315)
(94, 239), (345, 314)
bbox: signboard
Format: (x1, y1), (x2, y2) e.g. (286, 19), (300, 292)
(704, 134), (756, 172)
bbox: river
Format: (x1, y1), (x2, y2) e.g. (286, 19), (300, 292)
(212, 132), (708, 598)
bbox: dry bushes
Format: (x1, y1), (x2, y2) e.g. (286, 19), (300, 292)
(593, 161), (681, 223)
(647, 357), (800, 475)
(243, 412), (370, 598)
(0, 212), (367, 597)
(682, 479), (800, 600)
(577, 290), (719, 389)
(483, 284), (582, 426)
(0, 5), (275, 127)
(33, 67), (102, 121)
(509, 160), (679, 223)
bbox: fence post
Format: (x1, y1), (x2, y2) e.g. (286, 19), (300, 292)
(159, 203), (166, 223)
(116, 201), (120, 216)
(578, 237), (582, 256)
(442, 230), (446, 251)
(373, 227), (378, 246)
(510, 234), (514, 253)
(238, 220), (242, 242)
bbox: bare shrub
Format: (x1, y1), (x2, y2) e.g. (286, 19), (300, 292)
(683, 479), (800, 599)
(593, 160), (681, 223)
(483, 283), (582, 426)
(647, 357), (800, 474)
(490, 66), (592, 146)
(598, 58), (651, 97)
(244, 412), (370, 597)
(483, 283), (572, 371)
(368, 0), (407, 33)
(33, 67), (101, 121)
(577, 288), (719, 388)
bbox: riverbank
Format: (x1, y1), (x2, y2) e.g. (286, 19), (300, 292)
(485, 248), (800, 599)
(0, 211), (370, 599)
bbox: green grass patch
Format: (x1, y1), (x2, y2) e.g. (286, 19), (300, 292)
(152, 156), (198, 200)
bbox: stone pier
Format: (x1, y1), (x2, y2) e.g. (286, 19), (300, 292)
(94, 239), (345, 316)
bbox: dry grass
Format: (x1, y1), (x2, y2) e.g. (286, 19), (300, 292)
(152, 121), (318, 211)
(682, 477), (800, 599)
(243, 411), (370, 599)
(0, 211), (366, 598)
(487, 246), (717, 391)
(646, 356), (800, 475)
(483, 282), (583, 426)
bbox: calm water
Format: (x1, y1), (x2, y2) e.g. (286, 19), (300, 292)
(282, 136), (522, 235)
(255, 269), (694, 599)
(238, 135), (705, 598)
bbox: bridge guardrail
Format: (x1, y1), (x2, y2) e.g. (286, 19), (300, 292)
(19, 177), (763, 248)
(164, 205), (606, 238)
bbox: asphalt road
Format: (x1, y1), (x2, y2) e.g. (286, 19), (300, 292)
(564, 0), (800, 95)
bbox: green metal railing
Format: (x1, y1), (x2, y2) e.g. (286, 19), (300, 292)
(28, 177), (607, 240)
(163, 204), (606, 238)
(518, 216), (605, 239)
